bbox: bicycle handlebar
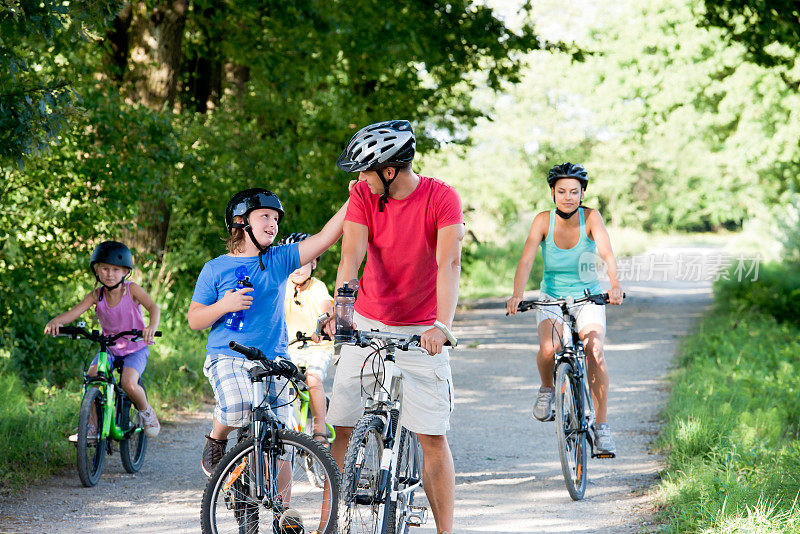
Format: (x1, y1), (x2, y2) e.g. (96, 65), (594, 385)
(57, 325), (162, 343)
(288, 330), (332, 348)
(228, 341), (306, 383)
(337, 328), (456, 353)
(515, 291), (626, 314)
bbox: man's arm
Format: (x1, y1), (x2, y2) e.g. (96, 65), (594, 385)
(434, 223), (465, 328)
(335, 220), (368, 290)
(420, 223), (465, 355)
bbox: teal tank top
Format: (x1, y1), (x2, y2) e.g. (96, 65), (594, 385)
(540, 208), (602, 298)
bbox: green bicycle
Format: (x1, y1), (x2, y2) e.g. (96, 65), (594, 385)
(58, 322), (161, 487)
(287, 331), (336, 488)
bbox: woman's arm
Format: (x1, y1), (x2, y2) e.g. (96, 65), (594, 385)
(130, 283), (161, 343)
(587, 210), (623, 305)
(506, 212), (547, 315)
(43, 291), (97, 336)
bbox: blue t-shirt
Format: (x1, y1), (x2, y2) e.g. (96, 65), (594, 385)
(191, 244), (301, 359)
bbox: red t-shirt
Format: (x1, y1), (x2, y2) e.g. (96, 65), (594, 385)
(345, 175), (464, 325)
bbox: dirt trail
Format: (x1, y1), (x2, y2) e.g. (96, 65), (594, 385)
(0, 244), (720, 533)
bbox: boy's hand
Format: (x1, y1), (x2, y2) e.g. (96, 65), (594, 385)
(220, 287), (254, 312)
(44, 319), (63, 337)
(142, 325), (158, 344)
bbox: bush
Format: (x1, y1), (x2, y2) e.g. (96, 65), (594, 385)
(714, 262), (800, 327)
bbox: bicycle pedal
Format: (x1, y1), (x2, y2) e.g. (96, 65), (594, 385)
(593, 452), (616, 459)
(404, 505), (427, 527)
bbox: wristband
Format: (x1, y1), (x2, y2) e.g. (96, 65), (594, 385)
(433, 320), (458, 347)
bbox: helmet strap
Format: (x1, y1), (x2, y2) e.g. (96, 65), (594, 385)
(376, 168), (397, 212)
(94, 274), (128, 300)
(243, 222), (271, 271)
(555, 205), (581, 220)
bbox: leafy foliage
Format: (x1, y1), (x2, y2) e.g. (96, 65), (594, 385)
(698, 0), (800, 71)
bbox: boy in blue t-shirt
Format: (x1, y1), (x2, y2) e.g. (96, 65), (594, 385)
(189, 187), (348, 476)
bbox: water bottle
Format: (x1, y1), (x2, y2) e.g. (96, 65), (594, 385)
(224, 266), (253, 331)
(334, 279), (359, 342)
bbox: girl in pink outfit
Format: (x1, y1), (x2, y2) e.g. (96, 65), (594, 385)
(45, 241), (162, 438)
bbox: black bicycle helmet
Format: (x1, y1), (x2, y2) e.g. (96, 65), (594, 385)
(89, 241), (134, 294)
(226, 188), (285, 270)
(90, 241), (134, 271)
(547, 162), (589, 190)
(225, 188), (284, 234)
(337, 120), (416, 212)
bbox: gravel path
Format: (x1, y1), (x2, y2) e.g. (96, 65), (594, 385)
(0, 244), (719, 533)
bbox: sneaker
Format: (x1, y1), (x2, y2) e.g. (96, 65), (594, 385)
(138, 405), (160, 437)
(202, 435), (228, 477)
(532, 386), (555, 421)
(594, 423), (617, 456)
(276, 508), (304, 534)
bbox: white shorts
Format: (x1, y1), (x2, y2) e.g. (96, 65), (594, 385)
(536, 294), (606, 334)
(327, 313), (455, 436)
(288, 348), (333, 382)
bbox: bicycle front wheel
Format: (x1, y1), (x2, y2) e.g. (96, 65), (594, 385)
(339, 415), (387, 534)
(386, 428), (423, 534)
(77, 387), (106, 487)
(201, 430), (339, 534)
(555, 361), (588, 500)
(118, 388), (147, 473)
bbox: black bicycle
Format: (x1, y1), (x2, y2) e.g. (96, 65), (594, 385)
(516, 291), (623, 500)
(200, 341), (340, 534)
(56, 322), (161, 487)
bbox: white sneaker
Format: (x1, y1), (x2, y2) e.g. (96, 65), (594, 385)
(138, 405), (160, 437)
(532, 386), (555, 421)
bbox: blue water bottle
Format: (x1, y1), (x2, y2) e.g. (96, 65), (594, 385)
(224, 266), (253, 331)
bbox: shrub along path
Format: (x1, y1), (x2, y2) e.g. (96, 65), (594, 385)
(0, 244), (724, 533)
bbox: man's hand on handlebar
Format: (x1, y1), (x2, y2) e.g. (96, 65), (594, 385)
(420, 327), (447, 356)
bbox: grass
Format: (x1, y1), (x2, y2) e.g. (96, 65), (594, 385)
(655, 306), (800, 532)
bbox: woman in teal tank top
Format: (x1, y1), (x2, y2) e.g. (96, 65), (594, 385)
(506, 163), (623, 456)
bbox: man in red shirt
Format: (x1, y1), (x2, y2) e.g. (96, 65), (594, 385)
(326, 120), (464, 534)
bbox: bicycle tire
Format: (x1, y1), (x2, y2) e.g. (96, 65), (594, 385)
(77, 387), (106, 487)
(201, 431), (339, 534)
(339, 415), (387, 534)
(555, 361), (588, 500)
(385, 428), (423, 534)
(119, 387), (148, 474)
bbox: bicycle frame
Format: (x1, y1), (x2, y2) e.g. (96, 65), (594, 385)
(83, 344), (142, 443)
(554, 307), (596, 451)
(288, 375), (336, 443)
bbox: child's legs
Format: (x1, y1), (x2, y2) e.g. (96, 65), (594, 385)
(301, 349), (332, 434)
(117, 347), (150, 411)
(203, 354), (254, 441)
(306, 372), (327, 433)
(120, 367), (148, 411)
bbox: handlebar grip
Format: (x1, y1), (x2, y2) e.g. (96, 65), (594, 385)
(228, 341), (264, 361)
(155, 331), (163, 337)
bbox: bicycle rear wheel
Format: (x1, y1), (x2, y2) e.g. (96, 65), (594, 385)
(118, 388), (147, 473)
(555, 361), (588, 500)
(77, 387), (106, 487)
(201, 431), (339, 534)
(339, 415), (386, 534)
(386, 428), (423, 534)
